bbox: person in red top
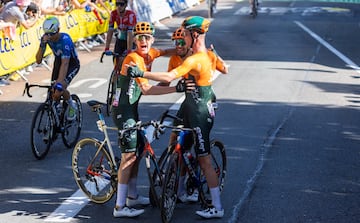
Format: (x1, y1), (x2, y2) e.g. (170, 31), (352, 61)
(104, 0), (136, 64)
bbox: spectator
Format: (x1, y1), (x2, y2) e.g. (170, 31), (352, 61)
(0, 0), (39, 30)
(33, 0), (67, 16)
(70, 0), (106, 24)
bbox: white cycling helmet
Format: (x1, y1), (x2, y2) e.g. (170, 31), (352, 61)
(43, 17), (60, 34)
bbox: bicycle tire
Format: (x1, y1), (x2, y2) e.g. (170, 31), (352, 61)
(161, 151), (180, 223)
(198, 139), (227, 206)
(106, 70), (116, 116)
(30, 103), (54, 160)
(149, 145), (173, 207)
(62, 94), (82, 148)
(72, 138), (117, 204)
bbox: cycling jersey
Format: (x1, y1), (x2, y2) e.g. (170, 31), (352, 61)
(47, 33), (80, 84)
(171, 51), (218, 156)
(108, 9), (136, 55)
(112, 48), (163, 152)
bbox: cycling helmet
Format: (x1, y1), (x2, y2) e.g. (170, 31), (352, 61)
(182, 16), (210, 34)
(133, 22), (155, 36)
(16, 0), (31, 6)
(171, 28), (184, 40)
(43, 17), (60, 34)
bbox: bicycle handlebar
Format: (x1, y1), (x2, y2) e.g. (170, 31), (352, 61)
(23, 82), (52, 98)
(100, 51), (121, 63)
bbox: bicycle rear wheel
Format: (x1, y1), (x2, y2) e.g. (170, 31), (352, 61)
(72, 138), (117, 203)
(198, 139), (227, 206)
(106, 70), (116, 116)
(30, 103), (53, 160)
(62, 94), (82, 148)
(161, 151), (180, 223)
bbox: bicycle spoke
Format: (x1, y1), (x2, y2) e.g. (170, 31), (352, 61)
(72, 138), (116, 203)
(31, 104), (52, 160)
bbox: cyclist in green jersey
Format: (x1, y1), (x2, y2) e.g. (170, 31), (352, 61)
(127, 16), (225, 219)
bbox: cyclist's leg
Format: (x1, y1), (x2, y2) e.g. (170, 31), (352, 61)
(63, 60), (80, 119)
(112, 108), (146, 216)
(192, 113), (223, 216)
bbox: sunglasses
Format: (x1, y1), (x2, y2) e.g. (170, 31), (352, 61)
(135, 35), (152, 41)
(45, 32), (57, 36)
(174, 39), (186, 47)
(116, 2), (126, 6)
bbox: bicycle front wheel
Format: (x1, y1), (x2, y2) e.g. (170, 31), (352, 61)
(106, 70), (116, 116)
(72, 138), (117, 204)
(161, 151), (180, 223)
(62, 94), (82, 148)
(31, 103), (54, 160)
(149, 145), (173, 207)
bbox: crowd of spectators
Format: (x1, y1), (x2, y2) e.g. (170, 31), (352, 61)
(0, 0), (111, 88)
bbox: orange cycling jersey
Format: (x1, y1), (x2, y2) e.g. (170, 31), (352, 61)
(170, 51), (225, 83)
(119, 48), (163, 103)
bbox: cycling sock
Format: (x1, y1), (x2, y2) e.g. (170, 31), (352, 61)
(127, 177), (137, 199)
(210, 187), (222, 210)
(116, 183), (128, 208)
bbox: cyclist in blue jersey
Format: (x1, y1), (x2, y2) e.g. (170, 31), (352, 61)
(36, 16), (80, 121)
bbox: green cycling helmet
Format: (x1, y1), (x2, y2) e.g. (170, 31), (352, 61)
(182, 16), (210, 34)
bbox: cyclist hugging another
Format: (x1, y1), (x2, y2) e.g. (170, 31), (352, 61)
(35, 16), (80, 121)
(111, 21), (185, 218)
(127, 16), (226, 219)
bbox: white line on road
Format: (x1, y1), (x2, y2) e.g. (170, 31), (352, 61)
(294, 21), (360, 74)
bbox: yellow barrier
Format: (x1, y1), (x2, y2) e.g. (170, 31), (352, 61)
(0, 9), (109, 77)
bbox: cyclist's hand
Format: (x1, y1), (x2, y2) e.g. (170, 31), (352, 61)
(40, 35), (48, 49)
(127, 64), (144, 78)
(104, 50), (112, 56)
(175, 79), (186, 92)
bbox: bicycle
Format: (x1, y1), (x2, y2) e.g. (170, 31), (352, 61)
(250, 0), (259, 18)
(72, 100), (170, 206)
(155, 110), (227, 223)
(100, 51), (124, 117)
(23, 82), (82, 160)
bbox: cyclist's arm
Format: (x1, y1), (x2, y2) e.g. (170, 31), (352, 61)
(105, 28), (114, 50)
(35, 46), (44, 64)
(126, 30), (134, 51)
(138, 81), (176, 95)
(36, 34), (50, 64)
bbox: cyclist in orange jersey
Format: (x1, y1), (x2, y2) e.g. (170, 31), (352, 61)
(111, 21), (182, 218)
(164, 27), (228, 204)
(127, 16), (227, 219)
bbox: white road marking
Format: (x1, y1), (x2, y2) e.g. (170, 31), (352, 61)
(294, 21), (360, 74)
